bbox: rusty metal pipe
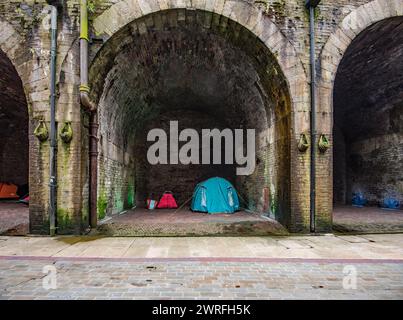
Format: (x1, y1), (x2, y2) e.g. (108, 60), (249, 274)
(89, 113), (98, 228)
(80, 0), (98, 228)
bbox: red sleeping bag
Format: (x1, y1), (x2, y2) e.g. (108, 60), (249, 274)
(0, 183), (19, 199)
(157, 192), (178, 209)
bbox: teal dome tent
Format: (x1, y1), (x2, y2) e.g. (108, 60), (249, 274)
(190, 177), (240, 214)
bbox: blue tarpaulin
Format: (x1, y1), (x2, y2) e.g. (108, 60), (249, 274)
(190, 177), (240, 214)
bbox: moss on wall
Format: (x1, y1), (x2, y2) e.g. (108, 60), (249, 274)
(114, 189), (124, 213)
(97, 191), (107, 220)
(127, 183), (134, 208)
(56, 208), (74, 234)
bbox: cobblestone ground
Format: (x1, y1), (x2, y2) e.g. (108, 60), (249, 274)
(0, 257), (402, 300)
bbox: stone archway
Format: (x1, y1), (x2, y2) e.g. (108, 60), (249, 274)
(92, 0), (308, 107)
(319, 0), (402, 87)
(318, 0), (403, 232)
(89, 1), (310, 231)
(0, 20), (31, 235)
(0, 47), (29, 235)
(0, 18), (50, 234)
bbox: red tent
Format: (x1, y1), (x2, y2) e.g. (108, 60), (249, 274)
(157, 191), (178, 209)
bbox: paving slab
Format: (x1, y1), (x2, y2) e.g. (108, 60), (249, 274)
(0, 234), (402, 260)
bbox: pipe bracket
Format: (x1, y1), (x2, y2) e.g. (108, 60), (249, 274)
(60, 121), (73, 144)
(34, 120), (49, 142)
(318, 134), (330, 153)
(297, 133), (310, 152)
(79, 84), (90, 93)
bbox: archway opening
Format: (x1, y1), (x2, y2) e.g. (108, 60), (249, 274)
(90, 10), (291, 235)
(0, 49), (29, 235)
(333, 17), (403, 232)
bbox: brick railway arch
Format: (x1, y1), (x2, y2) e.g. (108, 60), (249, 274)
(88, 0), (310, 230)
(0, 19), (31, 234)
(0, 15), (52, 234)
(318, 0), (403, 228)
(91, 0), (308, 107)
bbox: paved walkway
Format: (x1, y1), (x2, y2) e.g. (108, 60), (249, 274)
(1, 257), (402, 300)
(1, 234), (403, 259)
(1, 203), (402, 299)
(0, 234), (402, 299)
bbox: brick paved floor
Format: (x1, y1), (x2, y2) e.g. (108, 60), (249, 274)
(0, 257), (402, 300)
(0, 202), (28, 235)
(333, 206), (403, 233)
(96, 208), (287, 236)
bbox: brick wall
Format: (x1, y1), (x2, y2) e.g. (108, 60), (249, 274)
(135, 110), (235, 207)
(97, 138), (136, 218)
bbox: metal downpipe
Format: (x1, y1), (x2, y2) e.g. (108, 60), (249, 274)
(80, 0), (98, 229)
(306, 0), (321, 233)
(49, 5), (58, 236)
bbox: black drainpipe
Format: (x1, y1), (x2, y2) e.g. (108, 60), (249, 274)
(48, 2), (59, 236)
(306, 0), (321, 233)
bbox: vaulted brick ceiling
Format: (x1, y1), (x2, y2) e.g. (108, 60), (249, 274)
(0, 50), (27, 133)
(334, 17), (403, 141)
(90, 10), (290, 150)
